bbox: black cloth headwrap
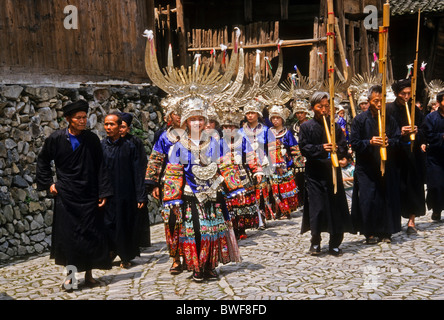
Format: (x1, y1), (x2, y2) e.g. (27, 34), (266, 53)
(119, 112), (133, 126)
(63, 100), (89, 117)
(391, 79), (411, 95)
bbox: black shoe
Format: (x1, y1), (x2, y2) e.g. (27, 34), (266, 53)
(309, 244), (321, 256)
(406, 226), (417, 235)
(328, 247), (343, 256)
(193, 271), (204, 282)
(431, 212), (441, 222)
(204, 269), (218, 280)
(169, 261), (183, 275)
(365, 236), (378, 245)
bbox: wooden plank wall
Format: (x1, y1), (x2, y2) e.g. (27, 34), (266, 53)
(188, 21), (280, 83)
(0, 0), (153, 84)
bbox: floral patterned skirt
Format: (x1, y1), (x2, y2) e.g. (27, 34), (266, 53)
(225, 186), (260, 238)
(269, 167), (299, 218)
(179, 195), (241, 273)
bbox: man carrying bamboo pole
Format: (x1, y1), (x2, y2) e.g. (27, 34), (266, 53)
(387, 79), (426, 234)
(298, 92), (351, 256)
(350, 85), (402, 244)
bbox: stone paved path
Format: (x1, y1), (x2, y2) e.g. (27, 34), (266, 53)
(1, 209), (444, 301)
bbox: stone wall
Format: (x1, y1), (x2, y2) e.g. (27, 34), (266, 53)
(0, 84), (164, 262)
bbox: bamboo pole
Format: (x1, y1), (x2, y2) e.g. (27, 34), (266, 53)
(327, 0), (338, 194)
(409, 9), (421, 151)
(378, 0), (390, 176)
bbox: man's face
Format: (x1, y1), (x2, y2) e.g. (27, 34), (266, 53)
(104, 115), (121, 140)
(396, 87), (411, 105)
(67, 111), (88, 132)
(120, 121), (130, 137)
(439, 99), (444, 113)
(369, 92), (382, 112)
(312, 98), (329, 119)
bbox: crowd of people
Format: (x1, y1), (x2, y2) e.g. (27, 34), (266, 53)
(35, 74), (444, 289)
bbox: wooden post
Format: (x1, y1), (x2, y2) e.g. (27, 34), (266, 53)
(280, 0), (289, 20)
(335, 17), (349, 82)
(309, 17), (320, 82)
(347, 21), (355, 77)
(244, 0), (253, 22)
(176, 0), (187, 66)
(146, 0), (155, 32)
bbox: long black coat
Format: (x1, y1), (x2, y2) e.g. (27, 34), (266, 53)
(298, 117), (352, 236)
(123, 133), (151, 247)
(350, 110), (401, 236)
(387, 100), (426, 218)
(423, 110), (444, 212)
(101, 137), (147, 262)
(36, 129), (113, 272)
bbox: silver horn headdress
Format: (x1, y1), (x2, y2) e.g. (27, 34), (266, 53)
(143, 28), (246, 124)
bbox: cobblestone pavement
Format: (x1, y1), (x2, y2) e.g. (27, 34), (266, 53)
(1, 209), (444, 301)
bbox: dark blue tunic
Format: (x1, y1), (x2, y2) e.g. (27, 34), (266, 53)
(298, 117), (352, 236)
(36, 129), (113, 271)
(101, 136), (147, 262)
(350, 110), (402, 237)
(387, 101), (426, 218)
(423, 110), (444, 212)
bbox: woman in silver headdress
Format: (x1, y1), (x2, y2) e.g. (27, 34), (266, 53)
(162, 95), (245, 281)
(267, 104), (300, 219)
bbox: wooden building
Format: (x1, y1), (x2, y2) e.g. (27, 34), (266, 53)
(0, 0), (156, 85)
(0, 0), (443, 100)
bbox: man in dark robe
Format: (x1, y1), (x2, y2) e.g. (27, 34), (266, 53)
(298, 92), (352, 256)
(119, 112), (151, 248)
(387, 79), (426, 233)
(423, 91), (444, 221)
(102, 113), (147, 268)
(350, 85), (402, 244)
(36, 100), (113, 290)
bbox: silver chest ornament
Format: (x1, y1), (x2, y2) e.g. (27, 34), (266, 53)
(191, 162), (218, 181)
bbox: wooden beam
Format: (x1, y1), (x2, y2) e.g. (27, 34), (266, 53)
(187, 37), (327, 51)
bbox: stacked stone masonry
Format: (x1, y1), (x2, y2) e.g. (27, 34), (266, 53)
(0, 84), (164, 262)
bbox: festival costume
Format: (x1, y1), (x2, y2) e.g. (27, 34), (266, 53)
(215, 97), (263, 238)
(143, 28), (245, 276)
(258, 85), (300, 219)
(289, 74), (317, 209)
(146, 126), (185, 259)
(239, 110), (274, 222)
